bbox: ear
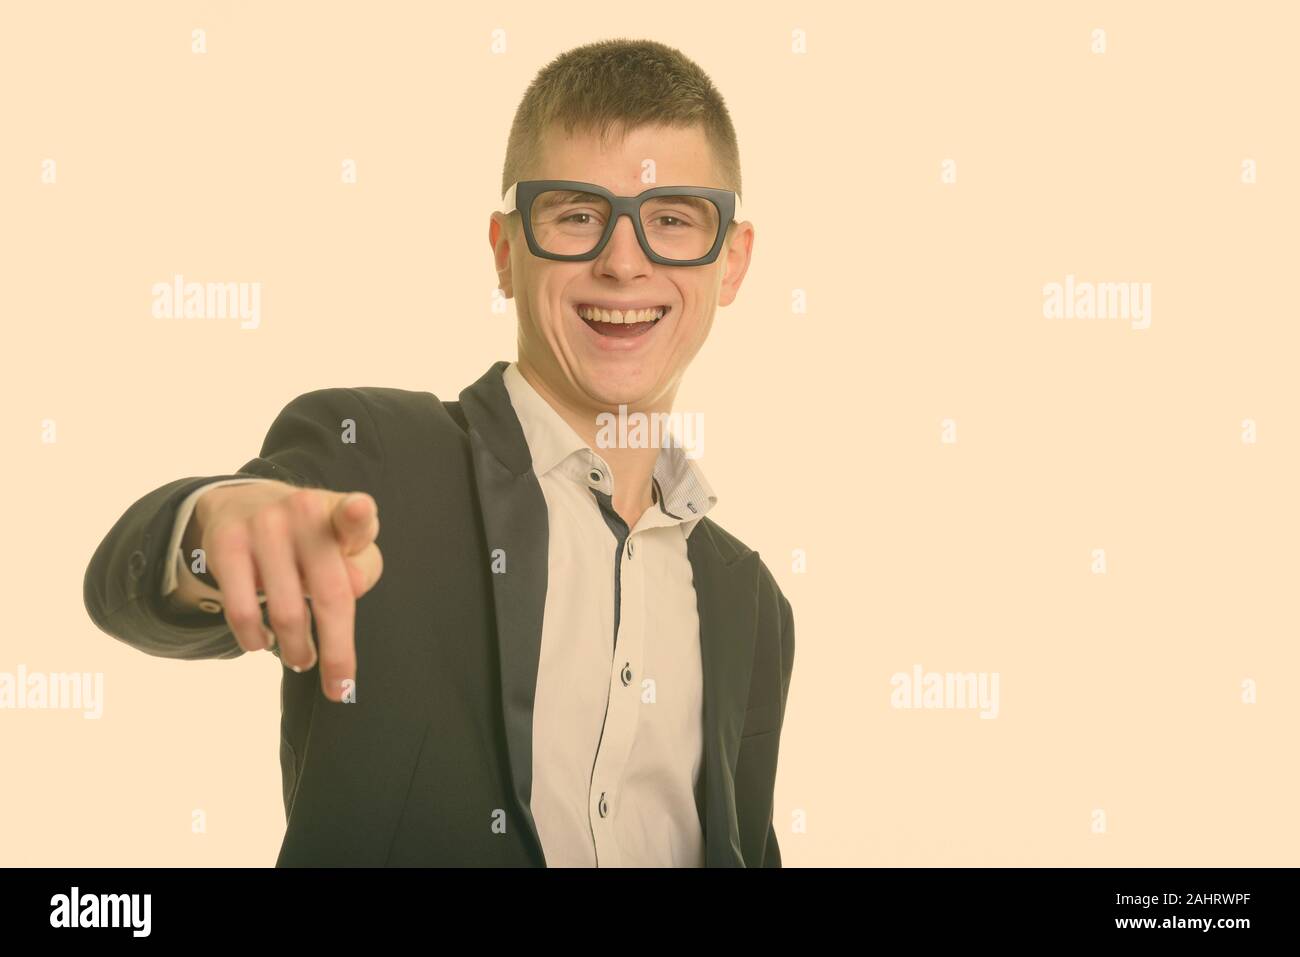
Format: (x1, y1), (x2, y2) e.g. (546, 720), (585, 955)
(489, 212), (515, 298)
(717, 220), (754, 308)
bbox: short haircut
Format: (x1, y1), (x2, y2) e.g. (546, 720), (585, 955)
(501, 39), (743, 208)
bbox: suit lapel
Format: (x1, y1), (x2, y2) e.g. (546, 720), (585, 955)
(458, 360), (761, 868)
(688, 524), (760, 866)
(459, 361), (548, 863)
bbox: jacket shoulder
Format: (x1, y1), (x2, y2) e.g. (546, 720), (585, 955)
(281, 386), (465, 442)
(693, 515), (752, 563)
(695, 517), (788, 609)
(243, 386), (464, 490)
(297, 386), (449, 420)
(346, 387), (465, 429)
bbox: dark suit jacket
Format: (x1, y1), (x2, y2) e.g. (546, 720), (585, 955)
(83, 359), (795, 866)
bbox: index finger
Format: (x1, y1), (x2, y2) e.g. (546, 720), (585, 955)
(294, 515), (357, 703)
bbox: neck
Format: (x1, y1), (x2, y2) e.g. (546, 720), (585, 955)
(516, 358), (674, 528)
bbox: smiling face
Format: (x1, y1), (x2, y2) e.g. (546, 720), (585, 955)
(490, 122), (753, 418)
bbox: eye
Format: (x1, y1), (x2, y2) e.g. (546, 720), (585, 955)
(647, 212), (699, 229)
(559, 209), (604, 226)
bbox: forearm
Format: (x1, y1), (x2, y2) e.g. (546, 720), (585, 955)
(83, 475), (258, 659)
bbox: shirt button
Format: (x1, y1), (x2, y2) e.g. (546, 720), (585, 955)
(597, 792), (609, 818)
(198, 598), (223, 614)
(620, 663), (633, 686)
(588, 468), (603, 484)
(626, 539), (635, 558)
(128, 550), (146, 579)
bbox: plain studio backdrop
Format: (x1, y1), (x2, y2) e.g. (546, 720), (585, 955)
(1, 0), (1297, 866)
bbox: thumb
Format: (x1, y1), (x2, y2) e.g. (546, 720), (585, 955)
(329, 491), (379, 556)
(343, 540), (384, 599)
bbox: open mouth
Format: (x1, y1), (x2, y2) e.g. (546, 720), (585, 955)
(575, 303), (670, 338)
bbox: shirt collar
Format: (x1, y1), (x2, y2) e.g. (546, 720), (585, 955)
(502, 361), (717, 535)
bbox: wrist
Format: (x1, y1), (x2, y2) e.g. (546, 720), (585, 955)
(185, 486), (236, 587)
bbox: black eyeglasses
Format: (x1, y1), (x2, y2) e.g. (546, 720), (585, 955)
(499, 180), (743, 266)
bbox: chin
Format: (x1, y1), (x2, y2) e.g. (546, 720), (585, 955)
(577, 367), (657, 409)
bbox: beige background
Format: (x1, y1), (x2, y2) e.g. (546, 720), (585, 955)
(2, 1), (1296, 866)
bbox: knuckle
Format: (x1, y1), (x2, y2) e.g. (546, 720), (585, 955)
(286, 488), (326, 523)
(251, 502), (290, 539)
(311, 599), (353, 622)
(268, 604), (306, 634)
(309, 580), (353, 609)
(226, 606), (264, 632)
(208, 520), (248, 556)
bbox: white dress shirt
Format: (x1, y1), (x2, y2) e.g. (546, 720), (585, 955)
(161, 363), (719, 867)
(501, 361), (716, 867)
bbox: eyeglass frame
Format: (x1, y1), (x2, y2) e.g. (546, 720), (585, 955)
(498, 179), (743, 267)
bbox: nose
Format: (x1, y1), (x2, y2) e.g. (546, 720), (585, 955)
(595, 213), (652, 276)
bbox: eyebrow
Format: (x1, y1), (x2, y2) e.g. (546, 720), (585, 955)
(646, 195), (714, 216)
(532, 188), (719, 219)
(535, 190), (604, 208)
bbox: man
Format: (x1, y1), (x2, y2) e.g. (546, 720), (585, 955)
(83, 38), (794, 867)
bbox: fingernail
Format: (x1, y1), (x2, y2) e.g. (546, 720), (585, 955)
(286, 643), (317, 674)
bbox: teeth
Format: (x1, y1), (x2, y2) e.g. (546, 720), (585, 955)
(577, 305), (666, 324)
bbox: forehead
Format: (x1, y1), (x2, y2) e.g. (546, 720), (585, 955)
(532, 122), (721, 192)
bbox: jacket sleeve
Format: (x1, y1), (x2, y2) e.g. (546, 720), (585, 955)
(82, 388), (381, 661)
(761, 590), (796, 868)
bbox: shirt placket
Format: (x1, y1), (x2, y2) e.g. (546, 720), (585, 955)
(583, 469), (648, 868)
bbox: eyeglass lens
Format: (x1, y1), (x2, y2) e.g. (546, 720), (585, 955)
(529, 190), (722, 261)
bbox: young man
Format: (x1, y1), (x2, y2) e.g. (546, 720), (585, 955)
(83, 39), (794, 867)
